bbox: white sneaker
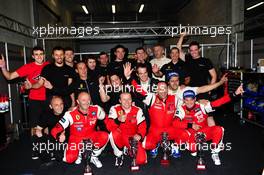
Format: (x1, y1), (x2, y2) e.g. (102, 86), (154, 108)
(75, 155), (82, 164)
(191, 152), (197, 156)
(123, 146), (128, 155)
(90, 156), (103, 168)
(211, 153), (221, 165)
(115, 155), (124, 167)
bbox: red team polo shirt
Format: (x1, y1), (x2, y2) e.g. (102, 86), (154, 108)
(16, 61), (49, 101)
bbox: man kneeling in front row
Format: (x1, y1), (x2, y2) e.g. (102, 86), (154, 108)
(173, 84), (243, 166)
(106, 92), (147, 168)
(51, 92), (109, 168)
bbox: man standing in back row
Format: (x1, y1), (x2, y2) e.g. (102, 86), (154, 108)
(33, 46), (77, 109)
(0, 46), (49, 159)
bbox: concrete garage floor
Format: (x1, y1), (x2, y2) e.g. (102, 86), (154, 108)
(0, 114), (263, 175)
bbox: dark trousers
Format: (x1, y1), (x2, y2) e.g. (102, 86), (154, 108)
(0, 113), (7, 146)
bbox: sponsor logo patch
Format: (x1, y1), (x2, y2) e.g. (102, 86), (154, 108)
(60, 118), (66, 123)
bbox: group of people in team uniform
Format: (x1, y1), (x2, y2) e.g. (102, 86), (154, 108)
(0, 33), (244, 170)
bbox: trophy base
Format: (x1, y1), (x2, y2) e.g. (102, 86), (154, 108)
(160, 159), (170, 166)
(84, 166), (92, 175)
(84, 172), (92, 175)
(197, 164), (206, 170)
(130, 165), (139, 171)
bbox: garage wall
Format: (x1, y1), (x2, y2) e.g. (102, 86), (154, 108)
(0, 0), (35, 124)
(0, 0), (34, 47)
(35, 0), (75, 59)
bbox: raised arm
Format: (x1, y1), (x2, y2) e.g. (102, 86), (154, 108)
(196, 73), (228, 94)
(152, 64), (163, 77)
(211, 84), (243, 108)
(0, 54), (19, 80)
(99, 76), (110, 103)
(176, 32), (187, 61)
(176, 32), (186, 51)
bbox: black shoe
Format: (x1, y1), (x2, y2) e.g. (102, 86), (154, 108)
(50, 152), (56, 161)
(115, 155), (124, 167)
(0, 143), (7, 151)
(40, 160), (57, 168)
(32, 151), (39, 160)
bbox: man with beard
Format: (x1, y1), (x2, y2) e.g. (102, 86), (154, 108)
(107, 45), (128, 79)
(34, 46), (77, 109)
(64, 47), (75, 68)
(134, 82), (181, 159)
(152, 47), (190, 85)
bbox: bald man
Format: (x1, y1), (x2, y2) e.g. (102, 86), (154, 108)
(107, 92), (147, 168)
(51, 92), (109, 168)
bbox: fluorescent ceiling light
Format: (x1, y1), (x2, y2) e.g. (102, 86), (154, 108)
(112, 5), (116, 14)
(246, 1), (264, 10)
(139, 4), (144, 13)
(82, 5), (89, 14)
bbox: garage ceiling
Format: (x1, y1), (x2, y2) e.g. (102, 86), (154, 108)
(65, 0), (190, 25)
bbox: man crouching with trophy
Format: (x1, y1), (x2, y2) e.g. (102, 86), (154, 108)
(51, 92), (109, 171)
(173, 83), (243, 168)
(106, 92), (147, 171)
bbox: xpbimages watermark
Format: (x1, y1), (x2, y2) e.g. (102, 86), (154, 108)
(172, 141), (232, 152)
(32, 24), (100, 38)
(32, 140), (100, 154)
(32, 24), (231, 38)
(164, 24), (232, 37)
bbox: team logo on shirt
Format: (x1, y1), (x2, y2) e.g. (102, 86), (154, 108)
(76, 114), (80, 120)
(118, 110), (124, 116)
(60, 118), (66, 123)
(32, 75), (41, 81)
(92, 111), (96, 116)
(194, 108), (201, 112)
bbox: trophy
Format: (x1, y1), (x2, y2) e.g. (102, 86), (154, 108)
(83, 139), (93, 175)
(195, 132), (206, 170)
(129, 137), (139, 171)
(160, 132), (171, 166)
